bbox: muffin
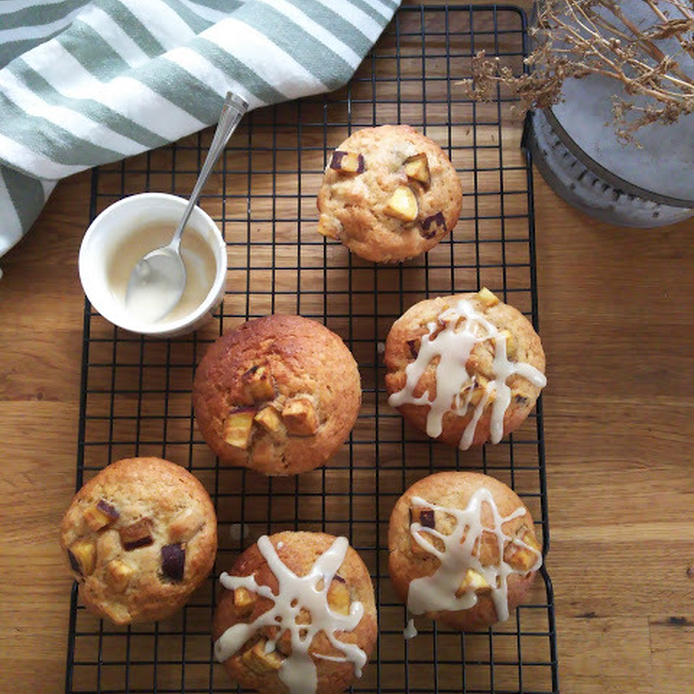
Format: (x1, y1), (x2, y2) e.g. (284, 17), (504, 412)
(317, 125), (462, 262)
(388, 471), (542, 630)
(60, 457), (217, 625)
(193, 315), (361, 476)
(213, 531), (377, 694)
(385, 288), (546, 449)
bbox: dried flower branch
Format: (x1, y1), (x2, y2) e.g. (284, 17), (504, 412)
(460, 0), (694, 142)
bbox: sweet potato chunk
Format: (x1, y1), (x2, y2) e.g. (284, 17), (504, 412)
(455, 568), (491, 597)
(68, 539), (96, 576)
(223, 408), (256, 449)
(384, 186), (418, 222)
(409, 506), (435, 528)
(242, 640), (284, 673)
(105, 559), (133, 592)
(281, 397), (319, 436)
(254, 406), (286, 436)
(504, 530), (541, 571)
(83, 499), (119, 531)
(233, 587), (256, 616)
(476, 287), (499, 307)
(327, 576), (350, 615)
(243, 365), (275, 402)
(403, 152), (430, 185)
(496, 329), (516, 360)
(419, 211), (447, 239)
(408, 507), (438, 557)
(330, 150), (365, 174)
(119, 518), (154, 551)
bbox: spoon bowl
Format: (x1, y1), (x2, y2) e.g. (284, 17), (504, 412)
(124, 91), (247, 323)
(125, 243), (187, 323)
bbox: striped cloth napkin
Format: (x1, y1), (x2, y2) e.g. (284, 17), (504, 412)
(0, 0), (400, 263)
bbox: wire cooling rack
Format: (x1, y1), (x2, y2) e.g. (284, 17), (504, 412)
(66, 5), (558, 694)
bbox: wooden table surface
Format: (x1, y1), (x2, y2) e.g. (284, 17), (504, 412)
(1, 5), (692, 693)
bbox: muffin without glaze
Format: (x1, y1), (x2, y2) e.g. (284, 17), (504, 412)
(317, 125), (463, 262)
(385, 288), (546, 448)
(60, 457), (217, 625)
(193, 315), (361, 476)
(388, 471), (542, 630)
(213, 531), (377, 694)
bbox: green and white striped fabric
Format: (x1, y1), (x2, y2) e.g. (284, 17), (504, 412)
(0, 0), (400, 262)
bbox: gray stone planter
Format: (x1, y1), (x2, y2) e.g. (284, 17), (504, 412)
(523, 1), (693, 227)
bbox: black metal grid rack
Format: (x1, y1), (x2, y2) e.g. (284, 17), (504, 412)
(66, 5), (559, 693)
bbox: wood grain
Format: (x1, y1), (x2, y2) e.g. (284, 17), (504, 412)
(0, 2), (692, 692)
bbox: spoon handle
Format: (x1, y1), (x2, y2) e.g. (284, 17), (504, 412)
(170, 92), (248, 249)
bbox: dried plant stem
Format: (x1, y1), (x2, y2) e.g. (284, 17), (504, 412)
(607, 2), (692, 81)
(643, 0), (694, 54)
(460, 0), (694, 142)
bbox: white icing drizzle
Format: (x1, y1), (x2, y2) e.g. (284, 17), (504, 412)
(313, 653), (349, 663)
(403, 618), (418, 640)
(406, 489), (542, 623)
(214, 536), (367, 694)
(388, 298), (547, 449)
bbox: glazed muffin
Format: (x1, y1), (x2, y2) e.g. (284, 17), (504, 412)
(193, 315), (361, 476)
(385, 288), (546, 449)
(213, 531), (377, 694)
(317, 125), (462, 262)
(60, 457), (217, 625)
(388, 471), (542, 630)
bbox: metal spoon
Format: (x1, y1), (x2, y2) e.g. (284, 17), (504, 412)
(125, 91), (248, 323)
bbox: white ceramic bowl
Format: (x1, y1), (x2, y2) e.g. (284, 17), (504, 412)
(79, 193), (226, 337)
